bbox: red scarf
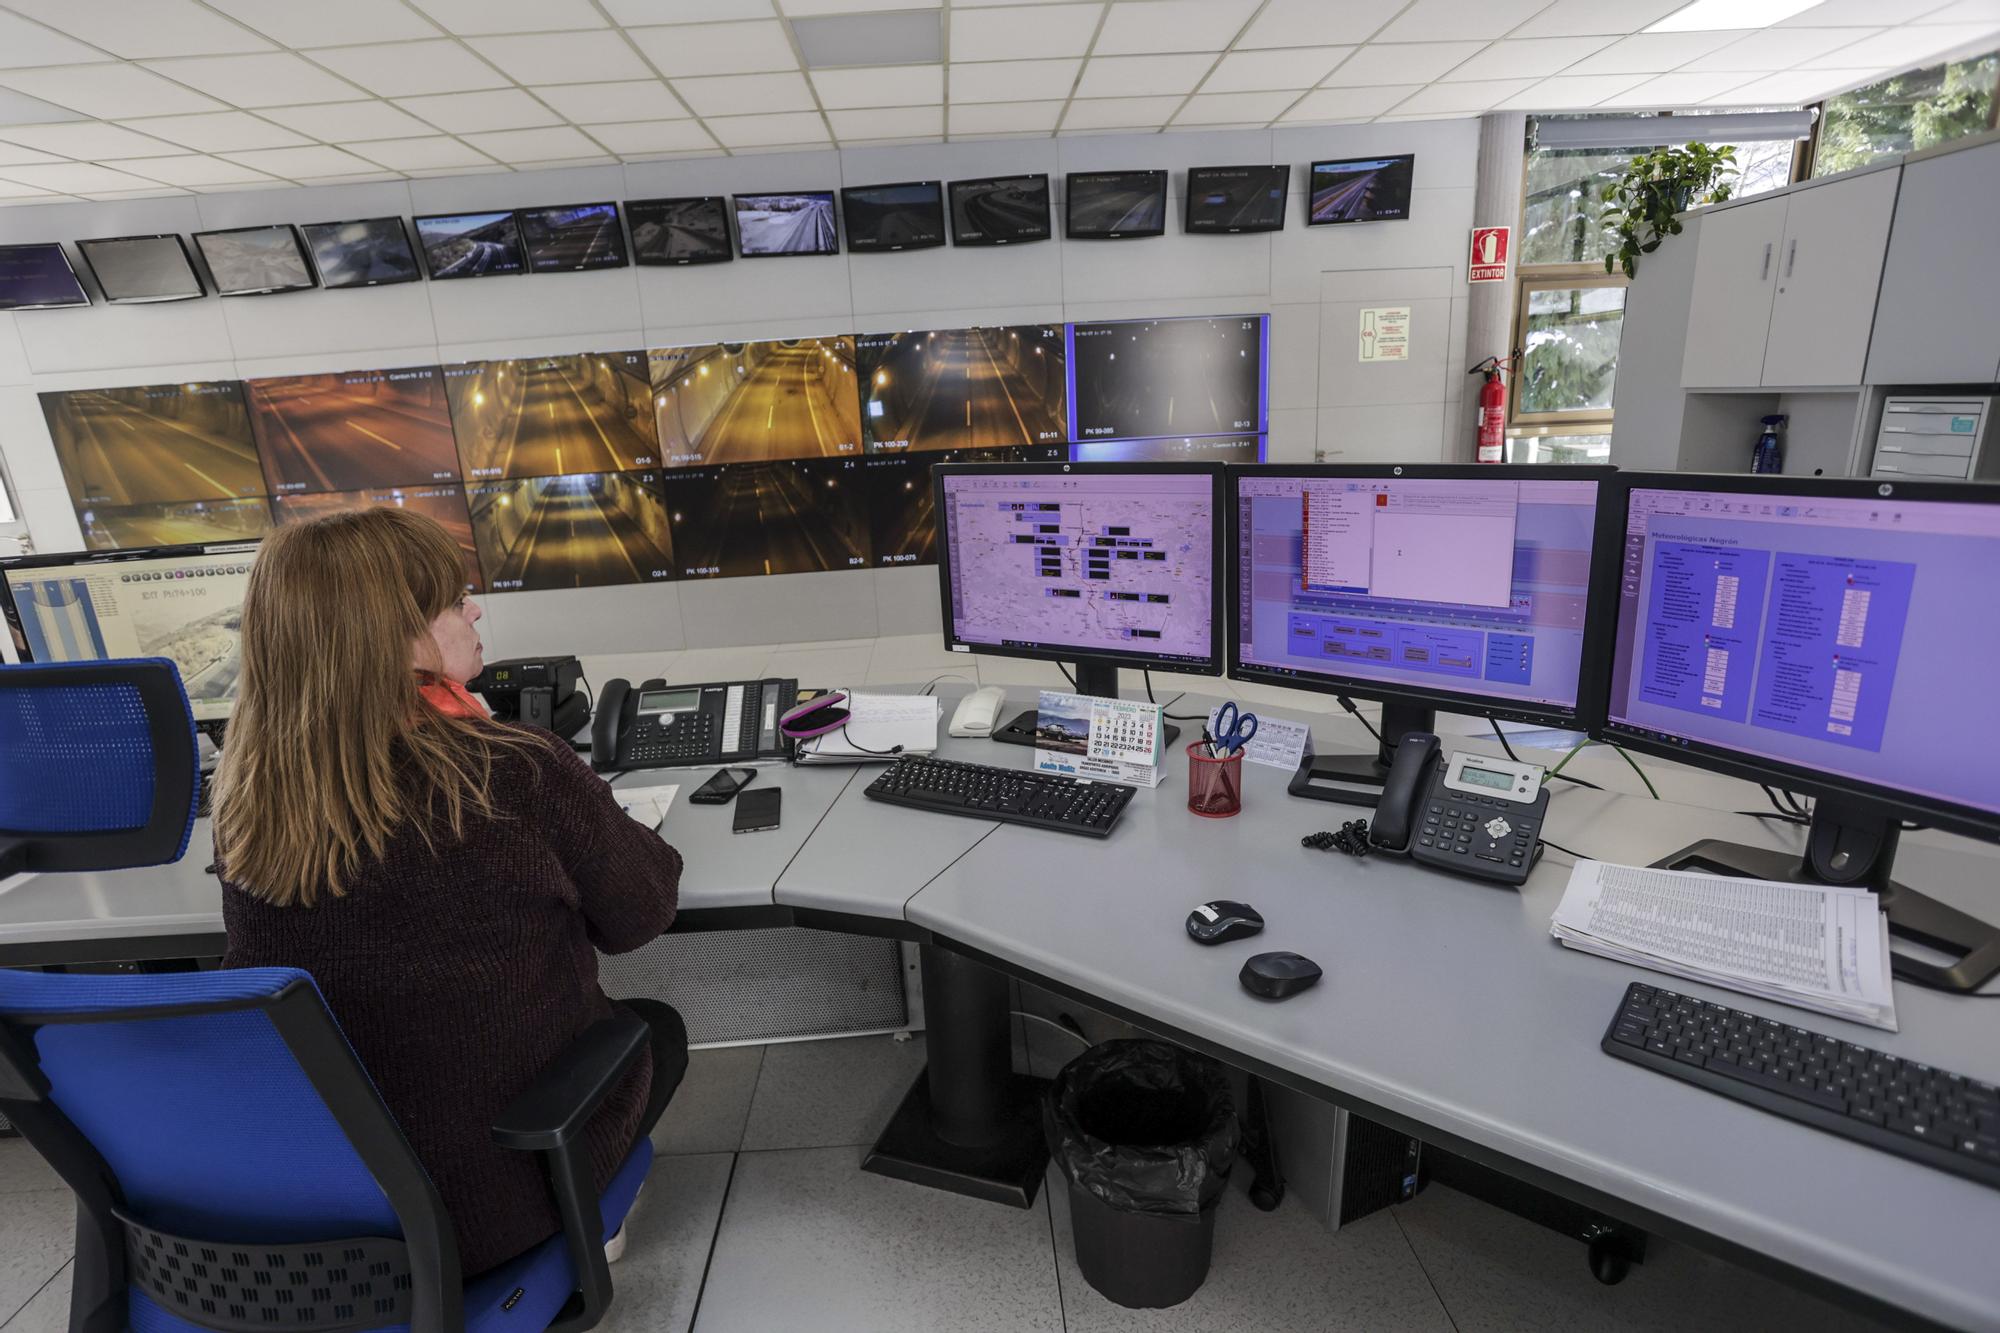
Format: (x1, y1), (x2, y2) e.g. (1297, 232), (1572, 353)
(415, 672), (488, 718)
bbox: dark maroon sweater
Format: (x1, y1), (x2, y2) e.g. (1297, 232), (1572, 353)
(220, 728), (681, 1275)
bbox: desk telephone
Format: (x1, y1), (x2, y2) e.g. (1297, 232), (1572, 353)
(590, 677), (798, 774)
(1368, 733), (1548, 887)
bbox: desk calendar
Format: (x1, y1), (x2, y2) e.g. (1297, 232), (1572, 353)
(1033, 690), (1166, 788)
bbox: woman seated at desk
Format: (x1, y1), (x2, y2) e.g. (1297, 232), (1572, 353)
(214, 508), (685, 1275)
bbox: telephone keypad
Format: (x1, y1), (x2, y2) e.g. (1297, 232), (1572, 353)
(1414, 792), (1541, 883)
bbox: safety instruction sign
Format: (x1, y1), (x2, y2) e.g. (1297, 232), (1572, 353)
(1469, 225), (1510, 282)
(1358, 306), (1410, 362)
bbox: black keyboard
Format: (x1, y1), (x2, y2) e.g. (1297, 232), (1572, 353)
(1603, 981), (2000, 1190)
(863, 757), (1135, 837)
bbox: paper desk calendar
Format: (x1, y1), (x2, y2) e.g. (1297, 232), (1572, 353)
(1033, 690), (1165, 788)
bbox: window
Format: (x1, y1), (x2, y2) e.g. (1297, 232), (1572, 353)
(1814, 51), (1999, 177)
(1514, 278), (1627, 423)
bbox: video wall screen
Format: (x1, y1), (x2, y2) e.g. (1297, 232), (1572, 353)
(733, 193), (838, 257)
(1066, 171), (1167, 239)
(301, 218), (421, 289)
(43, 382), (264, 511)
(628, 197), (732, 266)
(859, 446), (1060, 568)
(1070, 434), (1265, 464)
(516, 203), (628, 272)
(247, 367), (458, 495)
(1069, 316), (1267, 444)
(842, 182), (946, 253)
(856, 326), (1067, 453)
(272, 484), (483, 593)
(649, 338), (861, 466)
(414, 211), (526, 279)
(1185, 166), (1289, 234)
(77, 235), (203, 303)
(445, 351), (659, 478)
(0, 243), (89, 310)
(193, 225), (315, 297)
(659, 459), (869, 579)
(78, 497), (273, 552)
(948, 175), (1051, 246)
(466, 471), (675, 592)
(1308, 155), (1415, 225)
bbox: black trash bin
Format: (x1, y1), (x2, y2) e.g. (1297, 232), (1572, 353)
(1044, 1038), (1239, 1309)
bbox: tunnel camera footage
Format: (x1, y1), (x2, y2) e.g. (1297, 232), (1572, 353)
(246, 367), (460, 496)
(272, 485), (484, 593)
(301, 218), (422, 289)
(660, 459), (869, 579)
(856, 327), (1067, 453)
(1070, 316), (1267, 444)
(446, 351), (660, 479)
(650, 338), (862, 465)
(628, 197), (733, 266)
(467, 471), (675, 592)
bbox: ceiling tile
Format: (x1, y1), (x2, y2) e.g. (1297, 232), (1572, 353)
(1075, 53), (1215, 98)
(141, 54), (362, 108)
(532, 81), (685, 123)
(394, 90), (560, 135)
(602, 0), (776, 19)
(4, 0), (272, 59)
(220, 144), (380, 176)
(0, 181), (59, 199)
(1919, 0), (2000, 20)
(811, 64), (943, 108)
(1237, 0), (1394, 48)
(1376, 0), (1557, 42)
(1280, 84), (1422, 120)
(1321, 42), (1486, 86)
(0, 65), (227, 118)
(0, 160), (166, 192)
(1565, 30), (1743, 74)
(286, 172), (408, 187)
(949, 59), (1080, 102)
(259, 101), (437, 141)
(0, 121), (186, 158)
(104, 153), (275, 186)
(1683, 27), (1883, 71)
(1093, 0), (1260, 55)
(1707, 69), (1851, 103)
(120, 111), (310, 152)
(203, 0), (440, 47)
(406, 0), (607, 35)
(1061, 95), (1183, 130)
(82, 186), (194, 199)
(949, 5), (1103, 62)
(0, 145), (63, 166)
(345, 136), (494, 170)
(0, 12), (105, 69)
(1202, 47), (1354, 93)
(1797, 23), (2000, 67)
(404, 164), (507, 178)
(461, 125), (608, 161)
(1172, 90), (1297, 123)
(629, 20), (800, 77)
(948, 100), (1063, 134)
(307, 42), (507, 98)
(1445, 36), (1616, 80)
(1391, 77), (1540, 114)
(792, 10), (941, 68)
(1511, 0), (1684, 36)
(827, 105), (941, 139)
(582, 119), (717, 154)
(1496, 72), (1650, 107)
(1781, 0), (1963, 24)
(1595, 70), (1761, 104)
(671, 70), (816, 117)
(785, 0), (938, 12)
(704, 110), (829, 148)
(467, 32), (653, 85)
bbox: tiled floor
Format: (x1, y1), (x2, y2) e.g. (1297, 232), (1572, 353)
(0, 1031), (1897, 1333)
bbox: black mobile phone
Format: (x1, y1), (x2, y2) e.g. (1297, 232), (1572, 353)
(690, 767), (756, 804)
(732, 786), (782, 834)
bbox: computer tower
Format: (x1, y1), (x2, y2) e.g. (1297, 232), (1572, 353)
(1257, 1076), (1421, 1229)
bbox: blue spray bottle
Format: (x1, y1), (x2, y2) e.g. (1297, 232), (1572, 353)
(1752, 414), (1786, 474)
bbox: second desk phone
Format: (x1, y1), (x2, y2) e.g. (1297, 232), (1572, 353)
(591, 678), (798, 773)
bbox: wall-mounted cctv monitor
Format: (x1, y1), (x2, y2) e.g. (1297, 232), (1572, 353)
(628, 197), (732, 266)
(300, 217), (421, 289)
(732, 192), (839, 257)
(1066, 171), (1167, 240)
(412, 211), (527, 280)
(1185, 165), (1289, 234)
(75, 235), (204, 304)
(515, 202), (628, 272)
(1307, 155), (1415, 225)
(948, 174), (1051, 246)
(192, 224), (316, 297)
(0, 243), (89, 310)
(841, 181), (946, 252)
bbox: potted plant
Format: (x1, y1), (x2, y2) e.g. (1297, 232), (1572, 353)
(1600, 142), (1737, 278)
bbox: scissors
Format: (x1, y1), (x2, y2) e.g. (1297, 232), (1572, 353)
(1212, 701), (1259, 755)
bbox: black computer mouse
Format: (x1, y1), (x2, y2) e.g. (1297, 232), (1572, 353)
(1186, 900), (1264, 945)
(1240, 951), (1323, 1000)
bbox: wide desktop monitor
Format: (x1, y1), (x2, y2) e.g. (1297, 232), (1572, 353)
(76, 235), (204, 304)
(193, 224), (316, 297)
(516, 202), (628, 272)
(1602, 473), (2000, 990)
(627, 197), (732, 266)
(841, 181), (946, 252)
(948, 174), (1051, 245)
(300, 217), (421, 289)
(413, 211), (527, 280)
(0, 243), (89, 310)
(1230, 465), (1619, 800)
(934, 461), (1223, 744)
(1066, 171), (1167, 240)
(1184, 166), (1289, 234)
(1308, 155), (1415, 225)
(733, 192), (839, 257)
(0, 542), (257, 726)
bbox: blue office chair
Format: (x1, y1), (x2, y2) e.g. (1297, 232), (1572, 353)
(0, 659), (656, 1332)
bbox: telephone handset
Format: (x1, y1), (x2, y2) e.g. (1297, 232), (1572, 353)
(1367, 732), (1548, 887)
(590, 677), (799, 774)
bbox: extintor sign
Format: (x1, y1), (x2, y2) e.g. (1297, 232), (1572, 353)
(1469, 226), (1509, 283)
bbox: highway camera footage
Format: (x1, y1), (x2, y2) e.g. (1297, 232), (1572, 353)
(1067, 172), (1166, 237)
(415, 212), (526, 278)
(43, 382), (265, 509)
(467, 472), (674, 592)
(661, 460), (869, 578)
(843, 183), (945, 251)
(194, 226), (313, 295)
(247, 368), (459, 495)
(650, 339), (861, 465)
(1071, 317), (1266, 444)
(734, 193), (838, 256)
(628, 198), (731, 265)
(856, 327), (1067, 452)
(517, 203), (628, 272)
(1308, 156), (1414, 225)
(949, 176), (1050, 244)
(272, 485), (483, 592)
(301, 218), (420, 288)
(446, 352), (660, 478)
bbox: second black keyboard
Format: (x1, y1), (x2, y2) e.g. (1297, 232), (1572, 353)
(863, 756), (1135, 837)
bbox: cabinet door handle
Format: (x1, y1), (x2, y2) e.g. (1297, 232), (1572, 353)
(1785, 239), (1797, 277)
(1760, 242), (1772, 280)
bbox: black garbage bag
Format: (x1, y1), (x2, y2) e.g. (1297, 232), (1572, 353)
(1044, 1038), (1239, 1216)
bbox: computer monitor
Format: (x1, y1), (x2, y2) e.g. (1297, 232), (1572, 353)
(1, 541), (257, 729)
(1602, 473), (2000, 991)
(1230, 465), (1620, 802)
(934, 461), (1223, 746)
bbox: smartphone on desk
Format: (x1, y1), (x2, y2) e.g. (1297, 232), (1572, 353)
(690, 767), (757, 804)
(732, 787), (782, 834)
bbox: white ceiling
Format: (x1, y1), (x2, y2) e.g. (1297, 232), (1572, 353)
(0, 0), (1993, 204)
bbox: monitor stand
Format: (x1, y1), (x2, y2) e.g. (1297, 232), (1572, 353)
(988, 661), (1181, 749)
(1287, 700), (1434, 808)
(1658, 794), (2000, 994)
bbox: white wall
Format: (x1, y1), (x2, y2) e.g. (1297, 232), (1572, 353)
(0, 119), (1480, 657)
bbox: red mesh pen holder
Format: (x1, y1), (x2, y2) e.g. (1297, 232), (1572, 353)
(1186, 742), (1244, 818)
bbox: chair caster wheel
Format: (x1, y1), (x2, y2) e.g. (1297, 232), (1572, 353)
(1588, 1235), (1631, 1285)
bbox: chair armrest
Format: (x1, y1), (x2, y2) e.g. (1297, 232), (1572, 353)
(492, 1010), (650, 1153)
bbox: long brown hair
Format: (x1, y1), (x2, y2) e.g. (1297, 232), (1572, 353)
(215, 508), (521, 906)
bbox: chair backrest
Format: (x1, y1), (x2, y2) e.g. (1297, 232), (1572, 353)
(0, 657), (199, 876)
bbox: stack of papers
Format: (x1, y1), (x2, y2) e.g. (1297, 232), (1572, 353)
(616, 783), (679, 830)
(795, 691), (940, 764)
(1552, 860), (1897, 1031)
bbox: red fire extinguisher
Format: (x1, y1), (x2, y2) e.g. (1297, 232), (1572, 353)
(1469, 356), (1512, 463)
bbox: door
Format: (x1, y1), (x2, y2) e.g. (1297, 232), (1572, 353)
(1761, 168), (1900, 387)
(1681, 195), (1787, 388)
